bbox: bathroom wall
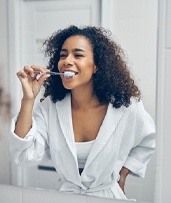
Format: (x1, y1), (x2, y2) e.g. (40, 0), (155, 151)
(0, 0), (11, 185)
(154, 0), (171, 202)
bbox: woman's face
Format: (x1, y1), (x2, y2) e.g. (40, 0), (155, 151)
(58, 35), (97, 90)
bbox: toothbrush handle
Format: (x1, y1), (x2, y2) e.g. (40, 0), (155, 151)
(34, 71), (62, 75)
(46, 71), (61, 75)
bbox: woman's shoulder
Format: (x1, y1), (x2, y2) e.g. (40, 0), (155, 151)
(34, 96), (55, 112)
(36, 94), (71, 110)
(124, 97), (147, 119)
(124, 97), (143, 111)
(128, 97), (154, 125)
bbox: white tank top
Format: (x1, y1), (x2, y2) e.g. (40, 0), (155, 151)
(75, 140), (95, 168)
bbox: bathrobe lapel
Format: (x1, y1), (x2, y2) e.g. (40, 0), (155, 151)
(55, 94), (77, 162)
(84, 103), (125, 170)
(55, 94), (83, 187)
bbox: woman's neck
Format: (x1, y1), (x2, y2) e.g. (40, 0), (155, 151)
(71, 88), (100, 110)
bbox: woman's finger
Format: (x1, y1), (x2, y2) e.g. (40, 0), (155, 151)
(16, 70), (28, 79)
(23, 65), (35, 77)
(24, 65), (49, 78)
(37, 74), (50, 86)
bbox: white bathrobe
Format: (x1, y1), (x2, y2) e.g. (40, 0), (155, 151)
(9, 94), (155, 200)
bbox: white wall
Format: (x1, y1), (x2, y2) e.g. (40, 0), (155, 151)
(154, 0), (171, 202)
(110, 0), (157, 119)
(0, 0), (11, 185)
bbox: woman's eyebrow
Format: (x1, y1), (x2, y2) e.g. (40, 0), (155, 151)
(60, 48), (85, 52)
(73, 48), (85, 52)
(60, 49), (67, 52)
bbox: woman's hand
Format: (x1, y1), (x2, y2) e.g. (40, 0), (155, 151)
(15, 65), (50, 138)
(16, 65), (50, 100)
(118, 167), (130, 193)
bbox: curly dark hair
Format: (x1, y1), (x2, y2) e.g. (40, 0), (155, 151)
(42, 25), (141, 108)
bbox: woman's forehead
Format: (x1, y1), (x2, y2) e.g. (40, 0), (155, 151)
(61, 35), (92, 51)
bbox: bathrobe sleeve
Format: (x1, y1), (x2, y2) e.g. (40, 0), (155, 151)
(9, 98), (51, 166)
(123, 100), (156, 178)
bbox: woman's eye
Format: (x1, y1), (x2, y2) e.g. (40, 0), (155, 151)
(60, 54), (67, 58)
(75, 54), (83, 58)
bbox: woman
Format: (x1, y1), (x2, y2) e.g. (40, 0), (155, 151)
(9, 25), (155, 200)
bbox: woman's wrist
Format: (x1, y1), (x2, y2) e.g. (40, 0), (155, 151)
(22, 97), (35, 102)
(21, 97), (35, 106)
(120, 167), (130, 177)
(19, 98), (35, 115)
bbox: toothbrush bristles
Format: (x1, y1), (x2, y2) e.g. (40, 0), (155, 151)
(63, 71), (75, 77)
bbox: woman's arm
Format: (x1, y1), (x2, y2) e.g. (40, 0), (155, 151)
(123, 100), (156, 178)
(15, 65), (50, 138)
(14, 98), (34, 138)
(119, 167), (130, 193)
(9, 97), (51, 166)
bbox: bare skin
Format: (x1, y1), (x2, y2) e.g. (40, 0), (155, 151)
(15, 65), (50, 138)
(119, 167), (130, 193)
(15, 35), (129, 192)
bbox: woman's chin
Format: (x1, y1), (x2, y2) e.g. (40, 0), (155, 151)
(63, 84), (74, 90)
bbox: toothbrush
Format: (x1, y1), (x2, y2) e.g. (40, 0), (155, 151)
(34, 71), (76, 77)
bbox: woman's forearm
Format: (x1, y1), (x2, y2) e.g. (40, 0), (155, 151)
(14, 99), (35, 138)
(14, 66), (50, 138)
(119, 167), (130, 193)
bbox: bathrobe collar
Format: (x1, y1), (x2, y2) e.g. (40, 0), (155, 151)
(56, 94), (125, 173)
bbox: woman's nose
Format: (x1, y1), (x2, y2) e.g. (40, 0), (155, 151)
(64, 55), (73, 66)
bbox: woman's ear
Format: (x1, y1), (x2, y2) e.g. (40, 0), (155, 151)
(93, 66), (98, 73)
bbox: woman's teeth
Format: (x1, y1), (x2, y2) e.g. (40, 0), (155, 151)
(63, 71), (77, 78)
